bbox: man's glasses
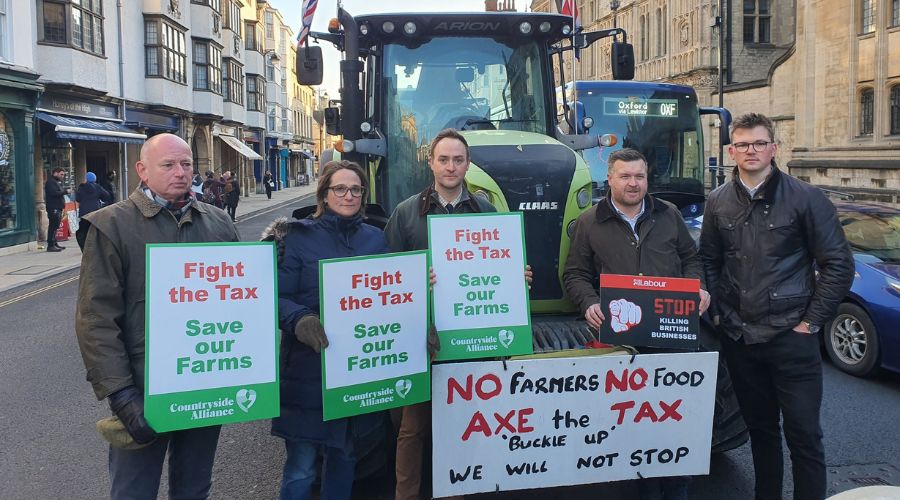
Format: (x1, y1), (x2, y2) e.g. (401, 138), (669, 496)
(328, 185), (366, 198)
(733, 141), (772, 153)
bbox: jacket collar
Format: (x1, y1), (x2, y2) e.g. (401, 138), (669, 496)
(417, 184), (481, 216)
(129, 188), (208, 219)
(594, 192), (664, 224)
(730, 161), (782, 202)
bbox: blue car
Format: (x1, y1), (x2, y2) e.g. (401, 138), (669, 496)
(825, 201), (900, 377)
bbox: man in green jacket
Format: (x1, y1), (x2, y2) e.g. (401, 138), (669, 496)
(385, 128), (494, 500)
(75, 134), (239, 500)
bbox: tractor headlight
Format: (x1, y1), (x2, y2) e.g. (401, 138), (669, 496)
(567, 220), (577, 237)
(403, 21), (417, 36)
(576, 188), (590, 208)
(539, 22), (552, 33)
(562, 24), (572, 35)
(382, 21), (396, 34)
(519, 22), (533, 35)
(473, 190), (491, 204)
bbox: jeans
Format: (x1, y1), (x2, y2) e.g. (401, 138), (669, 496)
(226, 202), (238, 221)
(637, 476), (690, 500)
(721, 329), (825, 500)
(108, 425), (221, 500)
(47, 209), (62, 247)
(280, 440), (355, 500)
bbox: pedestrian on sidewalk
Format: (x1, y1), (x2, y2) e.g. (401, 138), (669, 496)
(201, 171), (225, 209)
(223, 170), (240, 221)
(263, 170), (274, 200)
(44, 167), (69, 252)
(700, 113), (854, 500)
(101, 170), (118, 202)
(74, 133), (239, 500)
(76, 172), (112, 218)
(263, 160), (389, 500)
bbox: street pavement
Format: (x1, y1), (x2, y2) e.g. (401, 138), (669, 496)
(0, 184), (318, 294)
(1, 185), (900, 499)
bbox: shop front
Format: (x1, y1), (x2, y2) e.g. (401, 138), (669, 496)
(213, 124), (262, 198)
(36, 94), (145, 216)
(0, 67), (42, 251)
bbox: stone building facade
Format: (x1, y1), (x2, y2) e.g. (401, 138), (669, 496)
(532, 0), (900, 202)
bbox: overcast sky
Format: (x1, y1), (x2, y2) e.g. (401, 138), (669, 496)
(265, 0), (522, 95)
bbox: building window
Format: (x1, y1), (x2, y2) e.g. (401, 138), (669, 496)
(859, 89), (874, 136)
(891, 86), (900, 135)
(40, 0), (105, 55)
(0, 113), (17, 232)
(245, 22), (263, 52)
(225, 0), (241, 35)
(191, 0), (221, 10)
(247, 75), (265, 111)
(894, 0), (900, 26)
(223, 58), (244, 105)
(145, 18), (187, 84)
(639, 15), (647, 60)
(743, 0), (771, 43)
(193, 40), (222, 94)
(265, 10), (274, 39)
(861, 0), (875, 33)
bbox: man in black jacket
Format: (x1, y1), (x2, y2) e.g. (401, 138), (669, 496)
(44, 167), (69, 252)
(700, 113), (854, 500)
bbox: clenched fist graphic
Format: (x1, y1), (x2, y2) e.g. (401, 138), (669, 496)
(609, 299), (642, 333)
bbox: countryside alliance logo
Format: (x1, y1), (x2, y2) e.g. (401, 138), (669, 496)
(235, 388), (257, 412)
(395, 379), (412, 399)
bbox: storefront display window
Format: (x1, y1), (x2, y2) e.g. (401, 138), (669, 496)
(0, 113), (15, 231)
(42, 141), (75, 193)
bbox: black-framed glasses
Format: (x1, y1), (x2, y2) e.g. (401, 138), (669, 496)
(328, 185), (366, 198)
(733, 141), (773, 153)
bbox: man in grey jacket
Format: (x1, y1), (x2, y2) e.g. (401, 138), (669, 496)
(75, 134), (239, 500)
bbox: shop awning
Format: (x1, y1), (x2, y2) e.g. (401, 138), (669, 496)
(218, 134), (263, 160)
(36, 112), (146, 144)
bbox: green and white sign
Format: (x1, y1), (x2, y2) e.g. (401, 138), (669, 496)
(427, 213), (533, 360)
(320, 251), (431, 421)
(144, 242), (279, 432)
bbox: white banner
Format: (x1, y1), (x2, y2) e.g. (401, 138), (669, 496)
(432, 352), (718, 497)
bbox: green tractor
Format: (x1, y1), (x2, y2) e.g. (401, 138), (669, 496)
(298, 8), (746, 461)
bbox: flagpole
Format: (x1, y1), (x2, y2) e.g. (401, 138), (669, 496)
(571, 2), (578, 134)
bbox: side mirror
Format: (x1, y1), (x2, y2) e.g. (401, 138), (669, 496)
(700, 107), (733, 146)
(611, 42), (635, 81)
(296, 45), (324, 85)
(324, 107), (341, 136)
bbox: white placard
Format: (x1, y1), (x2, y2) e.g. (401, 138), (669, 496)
(432, 352), (718, 497)
(146, 244), (278, 395)
(321, 252), (429, 390)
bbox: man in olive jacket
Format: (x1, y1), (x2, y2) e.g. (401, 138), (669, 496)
(75, 134), (239, 499)
(564, 148), (710, 329)
(385, 129), (494, 500)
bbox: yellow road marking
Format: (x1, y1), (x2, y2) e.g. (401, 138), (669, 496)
(0, 275), (80, 309)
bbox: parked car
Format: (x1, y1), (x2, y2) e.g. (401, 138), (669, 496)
(825, 200), (900, 377)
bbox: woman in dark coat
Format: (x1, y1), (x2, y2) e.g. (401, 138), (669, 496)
(264, 160), (388, 500)
(263, 170), (274, 199)
(75, 172), (112, 217)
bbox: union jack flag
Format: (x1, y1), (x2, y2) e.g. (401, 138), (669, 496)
(297, 0), (318, 46)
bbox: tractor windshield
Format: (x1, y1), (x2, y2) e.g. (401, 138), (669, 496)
(378, 37), (549, 212)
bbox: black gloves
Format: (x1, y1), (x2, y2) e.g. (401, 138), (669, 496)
(294, 314), (329, 353)
(107, 386), (157, 445)
(427, 324), (441, 359)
